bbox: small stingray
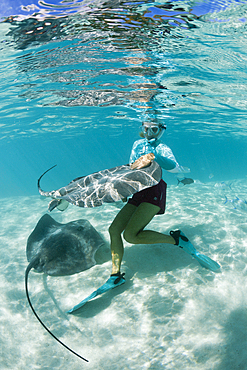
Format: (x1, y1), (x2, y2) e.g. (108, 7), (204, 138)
(224, 196), (247, 210)
(25, 214), (105, 362)
(38, 161), (162, 212)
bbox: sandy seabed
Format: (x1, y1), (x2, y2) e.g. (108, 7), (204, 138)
(1, 179), (247, 370)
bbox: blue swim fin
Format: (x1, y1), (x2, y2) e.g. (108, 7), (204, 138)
(170, 230), (220, 272)
(67, 273), (125, 314)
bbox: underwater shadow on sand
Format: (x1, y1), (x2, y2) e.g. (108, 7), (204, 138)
(216, 308), (247, 370)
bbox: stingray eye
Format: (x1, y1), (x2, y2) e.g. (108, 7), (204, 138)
(77, 226), (84, 231)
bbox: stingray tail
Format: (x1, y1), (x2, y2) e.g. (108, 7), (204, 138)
(25, 261), (89, 362)
(37, 165), (57, 196)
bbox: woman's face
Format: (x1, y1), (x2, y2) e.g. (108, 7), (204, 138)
(142, 122), (162, 140)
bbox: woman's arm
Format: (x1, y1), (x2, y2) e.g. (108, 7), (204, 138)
(155, 144), (190, 173)
(130, 153), (155, 169)
(154, 153), (176, 170)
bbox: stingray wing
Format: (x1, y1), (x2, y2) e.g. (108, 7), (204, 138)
(38, 161), (162, 208)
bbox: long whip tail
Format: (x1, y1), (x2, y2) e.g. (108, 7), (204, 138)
(25, 265), (89, 363)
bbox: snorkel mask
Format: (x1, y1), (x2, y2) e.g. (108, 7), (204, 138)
(141, 123), (166, 141)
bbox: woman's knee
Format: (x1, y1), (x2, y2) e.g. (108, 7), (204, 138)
(108, 222), (122, 237)
(123, 229), (137, 244)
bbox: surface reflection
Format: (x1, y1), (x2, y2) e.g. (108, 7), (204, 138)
(1, 0), (247, 141)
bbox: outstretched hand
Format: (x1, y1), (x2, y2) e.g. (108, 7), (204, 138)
(130, 153), (155, 170)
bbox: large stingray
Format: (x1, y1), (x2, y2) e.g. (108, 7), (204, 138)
(38, 161), (162, 212)
(25, 214), (105, 362)
(26, 214), (104, 275)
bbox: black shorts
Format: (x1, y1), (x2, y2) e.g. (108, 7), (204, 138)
(127, 179), (167, 215)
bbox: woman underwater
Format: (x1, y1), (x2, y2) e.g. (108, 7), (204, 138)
(68, 121), (220, 312)
(108, 121), (193, 286)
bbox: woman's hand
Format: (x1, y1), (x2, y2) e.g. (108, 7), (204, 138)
(130, 153), (155, 170)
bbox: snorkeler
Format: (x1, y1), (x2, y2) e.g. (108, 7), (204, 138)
(107, 122), (220, 287)
(68, 122), (220, 313)
(108, 121), (191, 285)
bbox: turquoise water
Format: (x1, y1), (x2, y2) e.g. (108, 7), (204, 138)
(1, 1), (247, 369)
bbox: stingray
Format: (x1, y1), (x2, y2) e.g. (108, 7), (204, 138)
(25, 214), (105, 362)
(38, 161), (162, 212)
